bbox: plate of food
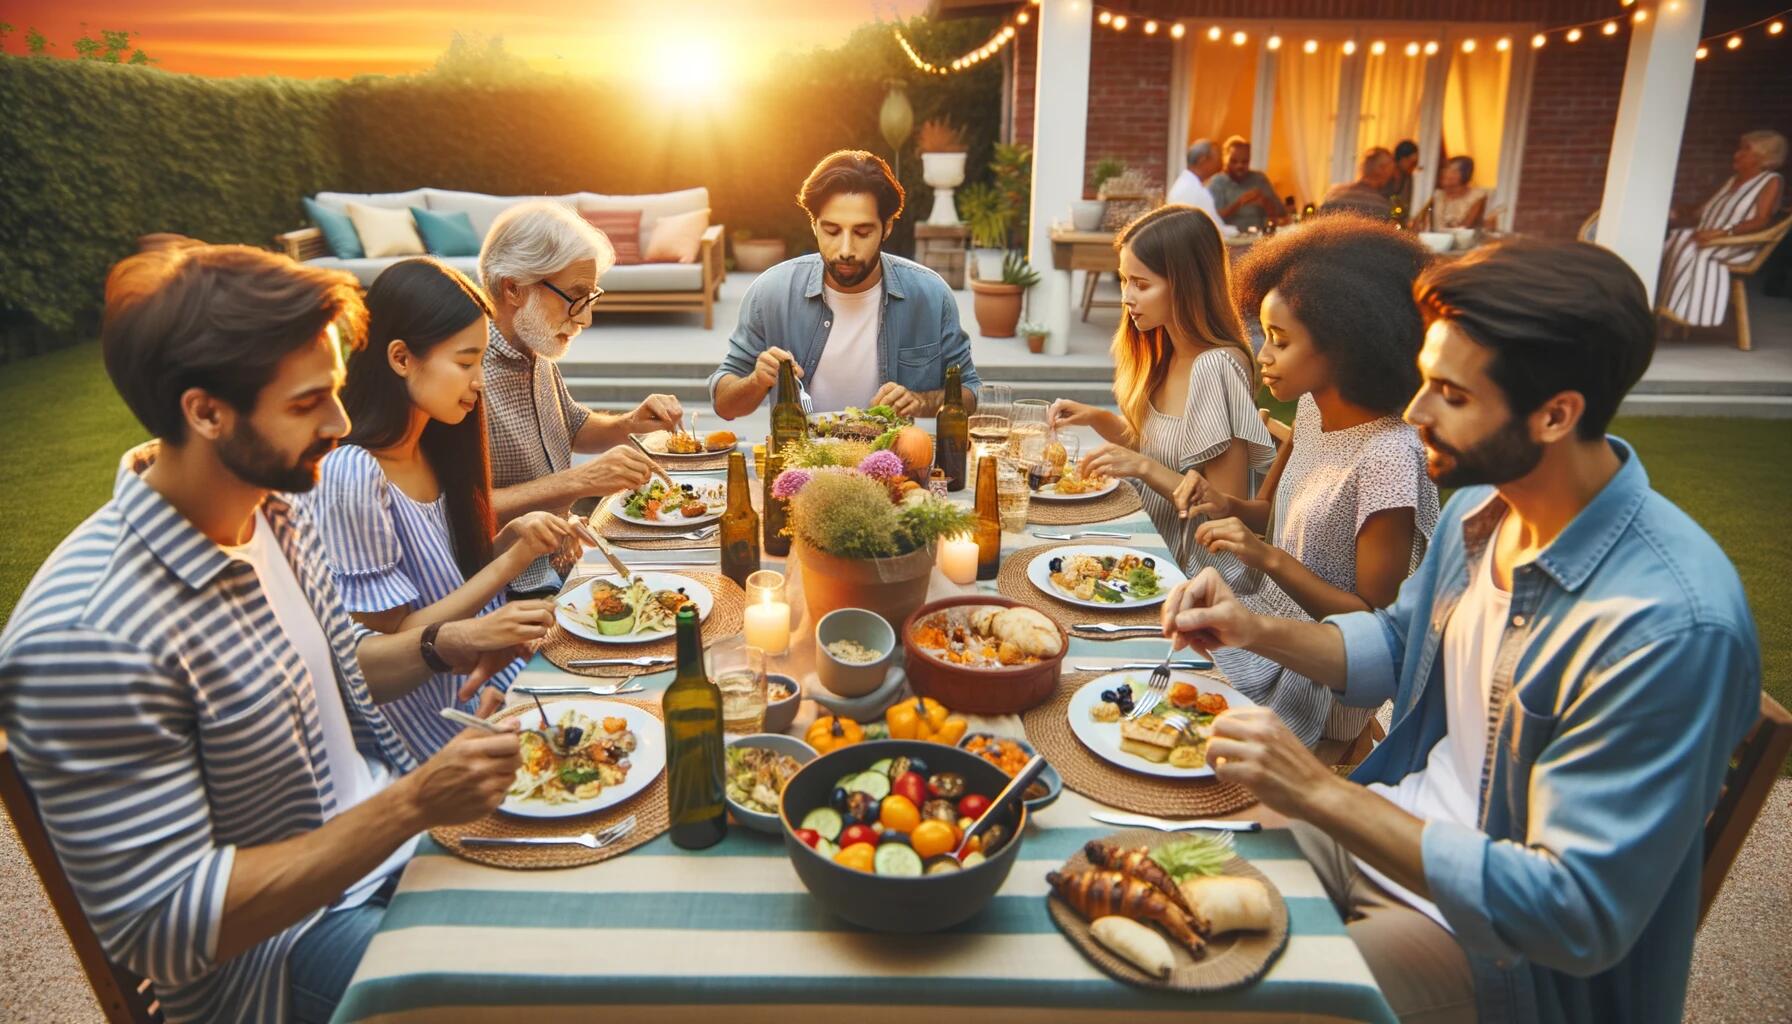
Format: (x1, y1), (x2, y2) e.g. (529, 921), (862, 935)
(1028, 545), (1186, 609)
(809, 404), (910, 443)
(556, 573), (714, 644)
(1066, 672), (1252, 778)
(502, 699), (665, 818)
(1031, 466), (1120, 502)
(632, 428), (738, 460)
(608, 478), (726, 527)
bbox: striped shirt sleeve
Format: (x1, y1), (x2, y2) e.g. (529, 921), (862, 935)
(1180, 352), (1274, 470)
(311, 449), (420, 613)
(1, 627), (237, 987)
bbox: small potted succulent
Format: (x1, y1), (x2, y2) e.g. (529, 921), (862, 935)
(1018, 319), (1049, 355)
(732, 229), (789, 273)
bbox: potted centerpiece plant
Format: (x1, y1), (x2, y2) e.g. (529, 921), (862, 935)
(773, 450), (975, 628)
(1018, 319), (1049, 355)
(918, 119), (969, 227)
(732, 229), (788, 273)
(969, 251), (1040, 339)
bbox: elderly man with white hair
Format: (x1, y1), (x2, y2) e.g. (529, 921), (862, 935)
(479, 201), (680, 595)
(1167, 138), (1227, 231)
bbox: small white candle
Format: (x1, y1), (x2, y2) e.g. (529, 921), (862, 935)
(744, 600), (791, 656)
(938, 532), (979, 586)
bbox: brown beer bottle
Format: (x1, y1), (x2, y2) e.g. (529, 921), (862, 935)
(936, 364), (969, 492)
(974, 455), (1001, 581)
(762, 449), (791, 558)
(770, 359), (806, 454)
(719, 450), (760, 587)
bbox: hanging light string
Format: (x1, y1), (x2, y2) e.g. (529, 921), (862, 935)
(893, 15), (1024, 75)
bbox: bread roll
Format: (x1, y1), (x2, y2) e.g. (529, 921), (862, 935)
(1178, 876), (1272, 934)
(990, 606), (1062, 657)
(1090, 916), (1174, 977)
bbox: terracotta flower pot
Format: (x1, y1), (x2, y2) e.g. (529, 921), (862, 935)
(794, 539), (936, 631)
(733, 238), (787, 273)
(1026, 333), (1047, 354)
(969, 278), (1024, 338)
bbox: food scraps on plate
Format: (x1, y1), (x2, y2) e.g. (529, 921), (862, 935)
(620, 479), (724, 522)
(725, 744), (803, 815)
(1048, 552), (1163, 604)
(1090, 679), (1231, 768)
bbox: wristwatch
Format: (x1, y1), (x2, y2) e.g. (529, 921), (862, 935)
(419, 623), (453, 673)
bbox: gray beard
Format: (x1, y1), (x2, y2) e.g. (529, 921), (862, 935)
(512, 294), (570, 359)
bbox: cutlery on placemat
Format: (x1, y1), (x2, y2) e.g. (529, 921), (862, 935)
(511, 682), (645, 697)
(1090, 811), (1261, 833)
(1071, 661), (1212, 672)
(564, 655), (673, 669)
(1073, 622), (1166, 634)
(612, 525), (719, 545)
(1031, 530), (1131, 541)
(1126, 652), (1175, 720)
(462, 814), (638, 850)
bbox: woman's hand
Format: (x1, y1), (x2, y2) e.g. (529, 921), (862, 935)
(1049, 399), (1101, 429)
(1259, 408), (1292, 447)
(458, 601), (556, 654)
(1080, 442), (1152, 482)
(1194, 517), (1274, 571)
(498, 511), (586, 564)
(1172, 470), (1231, 521)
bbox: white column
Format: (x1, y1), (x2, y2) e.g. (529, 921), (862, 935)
(1596, 0), (1705, 302)
(1027, 0), (1093, 356)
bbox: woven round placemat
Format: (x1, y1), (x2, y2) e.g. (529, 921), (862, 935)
(997, 543), (1164, 638)
(1027, 484), (1143, 526)
(1046, 828), (1289, 992)
(542, 571), (745, 677)
(592, 498), (721, 552)
(649, 450), (730, 473)
(430, 697), (669, 869)
(1022, 672), (1257, 817)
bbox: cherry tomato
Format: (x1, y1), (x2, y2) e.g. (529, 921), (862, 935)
(794, 828), (821, 849)
(833, 843), (877, 873)
(878, 794), (922, 834)
(956, 793), (992, 820)
(893, 771), (928, 808)
(839, 823), (881, 849)
(910, 819), (957, 860)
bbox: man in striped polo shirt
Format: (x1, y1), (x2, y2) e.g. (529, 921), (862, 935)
(0, 246), (532, 1023)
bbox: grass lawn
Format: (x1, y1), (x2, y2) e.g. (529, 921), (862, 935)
(2, 343), (1787, 736)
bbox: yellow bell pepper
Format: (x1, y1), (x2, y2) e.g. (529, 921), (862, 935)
(806, 715), (864, 753)
(885, 696), (967, 745)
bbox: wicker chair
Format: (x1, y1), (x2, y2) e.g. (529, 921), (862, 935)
(1702, 215), (1792, 351)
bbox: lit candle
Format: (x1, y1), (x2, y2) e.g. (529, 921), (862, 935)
(938, 532), (980, 586)
(744, 570), (791, 656)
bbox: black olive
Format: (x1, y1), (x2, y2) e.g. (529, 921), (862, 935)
(1048, 557), (1063, 573)
(1100, 689), (1114, 701)
(846, 791), (876, 823)
(831, 787), (851, 810)
(1143, 557), (1156, 569)
(560, 726), (584, 748)
(908, 756), (930, 776)
(681, 483), (694, 492)
(677, 587), (687, 594)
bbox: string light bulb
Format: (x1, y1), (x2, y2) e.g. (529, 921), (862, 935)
(1496, 36), (1511, 51)
(1112, 15), (1127, 30)
(1695, 45), (1709, 59)
(1170, 22), (1186, 40)
(1567, 28), (1583, 43)
(1232, 30), (1248, 46)
(1207, 25), (1222, 41)
(1771, 21), (1785, 36)
(1098, 11), (1112, 25)
(1016, 11), (1029, 25)
(1343, 39), (1357, 55)
(1602, 20), (1620, 36)
(1371, 39), (1387, 55)
(1726, 33), (1742, 49)
(1304, 38), (1319, 54)
(1144, 20), (1158, 35)
(1633, 9), (1648, 23)
(1532, 33), (1547, 48)
(1423, 40), (1439, 55)
(1461, 38), (1477, 53)
(1267, 34), (1283, 50)
(1405, 41), (1422, 57)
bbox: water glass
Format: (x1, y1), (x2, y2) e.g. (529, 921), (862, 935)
(968, 413), (1011, 471)
(707, 637), (766, 736)
(1011, 399), (1051, 462)
(996, 456), (1031, 533)
(978, 383), (1013, 422)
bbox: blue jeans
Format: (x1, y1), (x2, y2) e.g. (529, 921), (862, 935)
(287, 878), (397, 1023)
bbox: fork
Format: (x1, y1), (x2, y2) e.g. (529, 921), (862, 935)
(1031, 530), (1131, 541)
(1074, 622), (1165, 634)
(1127, 654), (1175, 720)
(614, 525), (719, 544)
(462, 814), (638, 850)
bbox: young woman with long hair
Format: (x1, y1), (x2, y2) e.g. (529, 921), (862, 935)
(1052, 205), (1276, 582)
(303, 258), (585, 758)
(1182, 215), (1439, 746)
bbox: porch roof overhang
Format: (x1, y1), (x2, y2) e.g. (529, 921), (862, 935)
(929, 1), (1617, 22)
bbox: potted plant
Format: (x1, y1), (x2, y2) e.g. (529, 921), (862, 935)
(1018, 319), (1049, 355)
(773, 453), (976, 627)
(918, 119), (969, 227)
(958, 182), (1011, 282)
(732, 229), (788, 273)
(1074, 157), (1126, 231)
(969, 252), (1041, 338)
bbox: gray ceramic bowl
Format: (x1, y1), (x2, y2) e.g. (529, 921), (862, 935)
(762, 673), (802, 735)
(815, 608), (896, 697)
(725, 733), (817, 834)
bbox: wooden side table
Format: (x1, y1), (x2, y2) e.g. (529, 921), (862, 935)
(914, 224), (968, 289)
(1048, 227), (1121, 322)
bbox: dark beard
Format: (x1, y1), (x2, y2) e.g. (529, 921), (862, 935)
(218, 421), (335, 493)
(1423, 415), (1544, 488)
(825, 254), (878, 290)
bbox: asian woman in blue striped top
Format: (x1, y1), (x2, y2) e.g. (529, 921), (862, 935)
(303, 258), (587, 758)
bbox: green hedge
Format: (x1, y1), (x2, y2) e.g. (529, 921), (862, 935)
(0, 18), (1002, 360)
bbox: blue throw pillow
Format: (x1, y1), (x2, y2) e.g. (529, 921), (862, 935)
(410, 207), (481, 258)
(303, 197), (364, 259)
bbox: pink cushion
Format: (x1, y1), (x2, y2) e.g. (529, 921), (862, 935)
(582, 209), (643, 265)
(643, 208), (710, 264)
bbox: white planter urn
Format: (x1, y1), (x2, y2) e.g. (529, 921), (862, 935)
(922, 151), (969, 227)
(1070, 199), (1108, 232)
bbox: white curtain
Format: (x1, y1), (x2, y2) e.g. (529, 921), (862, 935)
(1268, 41), (1344, 208)
(1188, 38), (1259, 149)
(1443, 46), (1512, 188)
(1357, 43), (1427, 158)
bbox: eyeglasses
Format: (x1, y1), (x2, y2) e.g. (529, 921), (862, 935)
(537, 279), (605, 319)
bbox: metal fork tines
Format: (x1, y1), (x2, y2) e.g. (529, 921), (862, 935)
(1127, 657), (1175, 719)
(462, 814), (638, 850)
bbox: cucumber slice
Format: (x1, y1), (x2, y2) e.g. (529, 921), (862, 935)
(835, 773), (859, 793)
(813, 837), (840, 859)
(867, 758), (893, 776)
(800, 807), (844, 842)
(847, 771), (891, 799)
(873, 843), (924, 877)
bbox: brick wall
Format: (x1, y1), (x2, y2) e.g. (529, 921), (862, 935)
(1011, 22), (1178, 197)
(1510, 41), (1629, 239)
(1670, 42), (1792, 214)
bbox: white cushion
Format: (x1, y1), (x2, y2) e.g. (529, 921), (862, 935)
(311, 189), (429, 215)
(579, 187), (709, 237)
(598, 262), (704, 292)
(345, 203), (426, 259)
(423, 189), (577, 238)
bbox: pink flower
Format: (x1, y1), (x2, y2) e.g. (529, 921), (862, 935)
(771, 469), (812, 500)
(858, 450), (906, 481)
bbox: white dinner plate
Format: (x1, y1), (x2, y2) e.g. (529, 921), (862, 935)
(499, 699), (665, 818)
(1066, 673), (1256, 779)
(555, 573), (715, 644)
(607, 480), (726, 528)
(631, 431), (733, 461)
(1030, 475), (1122, 502)
(1027, 544), (1187, 610)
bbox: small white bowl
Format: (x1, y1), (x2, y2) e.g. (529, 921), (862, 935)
(815, 608), (896, 697)
(1450, 227), (1478, 249)
(724, 734), (817, 834)
(1418, 231), (1455, 253)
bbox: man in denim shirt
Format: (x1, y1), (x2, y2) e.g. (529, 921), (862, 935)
(709, 150), (980, 420)
(1160, 240), (1759, 1023)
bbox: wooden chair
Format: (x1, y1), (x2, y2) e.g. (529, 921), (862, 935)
(1708, 215), (1792, 351)
(0, 731), (162, 1023)
(1701, 693), (1792, 924)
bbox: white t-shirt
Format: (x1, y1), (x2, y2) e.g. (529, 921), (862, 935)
(808, 281), (883, 413)
(1166, 170), (1236, 236)
(227, 510), (417, 909)
(1354, 526), (1509, 930)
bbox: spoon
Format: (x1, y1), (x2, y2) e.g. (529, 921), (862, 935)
(954, 753), (1050, 860)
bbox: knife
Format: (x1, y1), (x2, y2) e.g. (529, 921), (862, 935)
(1090, 810), (1261, 833)
(511, 683), (646, 696)
(563, 656), (674, 669)
(1071, 660), (1212, 672)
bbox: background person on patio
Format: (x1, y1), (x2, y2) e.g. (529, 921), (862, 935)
(1384, 139), (1420, 222)
(300, 258), (588, 760)
(1209, 136), (1290, 233)
(1186, 217), (1439, 750)
(708, 149), (980, 420)
(1159, 239), (1760, 1024)
(0, 245), (529, 1024)
(1321, 147), (1397, 218)
(1425, 156), (1489, 231)
(1658, 129), (1787, 328)
(1167, 137), (1229, 233)
(477, 202), (682, 597)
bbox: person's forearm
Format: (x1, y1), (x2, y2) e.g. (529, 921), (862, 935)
(492, 472), (586, 524)
(1228, 497), (1273, 534)
(1261, 547), (1374, 621)
(387, 552), (527, 633)
(356, 619), (480, 702)
(1089, 409), (1132, 446)
(216, 775), (427, 961)
(1139, 459), (1185, 500)
(713, 373), (770, 421)
(1240, 615), (1351, 690)
(1300, 777), (1429, 896)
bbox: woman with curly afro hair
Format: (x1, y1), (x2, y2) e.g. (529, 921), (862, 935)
(1179, 215), (1441, 747)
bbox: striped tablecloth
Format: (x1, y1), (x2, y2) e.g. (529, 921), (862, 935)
(333, 471), (1396, 1023)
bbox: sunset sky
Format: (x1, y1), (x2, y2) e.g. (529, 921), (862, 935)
(0, 1), (932, 80)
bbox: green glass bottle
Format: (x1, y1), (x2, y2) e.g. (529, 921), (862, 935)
(936, 364), (969, 492)
(770, 359), (807, 454)
(763, 449), (791, 558)
(664, 604), (727, 850)
(719, 450), (760, 587)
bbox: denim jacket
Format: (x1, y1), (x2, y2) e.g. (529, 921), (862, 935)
(706, 252), (981, 411)
(1327, 438), (1759, 1024)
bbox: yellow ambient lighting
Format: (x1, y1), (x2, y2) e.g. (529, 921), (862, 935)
(1370, 39), (1387, 55)
(1424, 40), (1439, 55)
(1267, 34), (1283, 50)
(1461, 38), (1476, 53)
(1170, 22), (1186, 39)
(1208, 25), (1222, 41)
(1112, 15), (1128, 30)
(1496, 36), (1511, 51)
(1602, 21), (1620, 36)
(1771, 21), (1786, 36)
(1303, 38), (1319, 54)
(1342, 39), (1357, 55)
(1098, 11), (1111, 25)
(1726, 34), (1742, 49)
(1532, 33), (1547, 48)
(1567, 28), (1583, 43)
(1406, 41), (1422, 56)
(1695, 45), (1708, 59)
(1145, 20), (1159, 35)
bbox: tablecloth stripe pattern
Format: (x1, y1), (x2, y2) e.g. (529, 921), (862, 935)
(333, 468), (1396, 1023)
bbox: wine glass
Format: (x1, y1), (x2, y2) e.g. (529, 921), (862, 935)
(977, 383), (1013, 423)
(1010, 399), (1050, 462)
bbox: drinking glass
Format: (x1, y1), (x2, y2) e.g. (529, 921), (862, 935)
(978, 383), (1013, 422)
(1010, 399), (1051, 462)
(996, 456), (1031, 533)
(707, 637), (767, 736)
(968, 413), (1011, 472)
